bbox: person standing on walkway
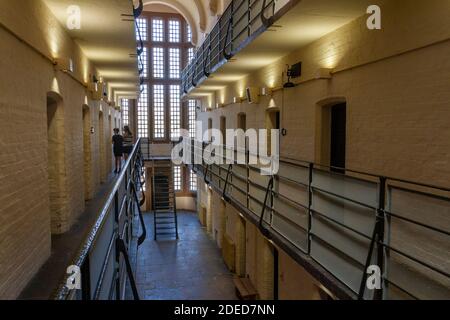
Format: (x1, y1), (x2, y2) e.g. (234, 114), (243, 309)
(123, 126), (134, 160)
(112, 128), (124, 174)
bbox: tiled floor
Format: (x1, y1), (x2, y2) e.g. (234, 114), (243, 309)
(136, 212), (237, 300)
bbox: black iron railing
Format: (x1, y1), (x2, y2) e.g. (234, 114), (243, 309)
(135, 9), (145, 90)
(55, 139), (147, 300)
(181, 0), (279, 94)
(186, 139), (450, 300)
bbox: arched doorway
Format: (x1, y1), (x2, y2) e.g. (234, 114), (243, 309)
(220, 116), (226, 145)
(265, 109), (280, 156)
(82, 105), (92, 200)
(316, 98), (347, 172)
(329, 103), (347, 173)
(47, 92), (67, 234)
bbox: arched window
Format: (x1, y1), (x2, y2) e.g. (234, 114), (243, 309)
(135, 11), (194, 142)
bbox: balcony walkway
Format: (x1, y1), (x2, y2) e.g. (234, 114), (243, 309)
(19, 172), (121, 300)
(136, 212), (237, 300)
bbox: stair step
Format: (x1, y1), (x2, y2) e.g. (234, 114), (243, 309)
(156, 231), (177, 235)
(156, 226), (176, 230)
(155, 220), (175, 224)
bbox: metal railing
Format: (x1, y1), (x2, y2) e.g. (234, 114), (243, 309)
(181, 0), (278, 94)
(135, 13), (145, 90)
(186, 139), (450, 300)
(55, 139), (147, 300)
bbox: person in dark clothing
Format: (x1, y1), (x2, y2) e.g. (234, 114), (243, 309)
(112, 128), (124, 174)
(122, 126), (134, 160)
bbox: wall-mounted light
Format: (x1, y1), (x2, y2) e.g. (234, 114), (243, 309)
(87, 82), (98, 93)
(233, 96), (244, 104)
(284, 62), (302, 88)
(315, 68), (333, 79)
(261, 87), (273, 96)
(246, 87), (260, 104)
(56, 58), (74, 73)
(267, 98), (277, 110)
(91, 82), (105, 101)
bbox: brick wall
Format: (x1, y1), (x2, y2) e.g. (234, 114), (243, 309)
(197, 0), (450, 187)
(195, 0), (450, 299)
(0, 1), (120, 298)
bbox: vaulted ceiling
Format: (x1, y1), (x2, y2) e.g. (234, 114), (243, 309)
(142, 0), (227, 45)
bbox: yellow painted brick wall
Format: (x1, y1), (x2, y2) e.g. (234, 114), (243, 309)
(195, 0), (450, 299)
(278, 250), (322, 300)
(197, 0), (450, 187)
(0, 0), (119, 299)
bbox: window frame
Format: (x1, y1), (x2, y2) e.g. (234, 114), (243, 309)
(137, 12), (194, 144)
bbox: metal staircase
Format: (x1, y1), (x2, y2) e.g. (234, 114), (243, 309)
(152, 161), (179, 240)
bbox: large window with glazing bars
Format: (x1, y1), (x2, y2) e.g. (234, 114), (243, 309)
(173, 166), (181, 191)
(136, 18), (147, 41)
(170, 85), (181, 140)
(121, 98), (129, 127)
(137, 85), (149, 138)
(188, 99), (197, 139)
(190, 170), (197, 192)
(153, 84), (165, 139)
(135, 12), (194, 143)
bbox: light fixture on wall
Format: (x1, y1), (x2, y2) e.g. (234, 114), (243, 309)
(261, 87), (273, 96)
(56, 58), (74, 73)
(246, 87), (260, 104)
(87, 81), (98, 93)
(315, 68), (333, 79)
(233, 96), (244, 104)
(91, 82), (105, 101)
(283, 62), (302, 88)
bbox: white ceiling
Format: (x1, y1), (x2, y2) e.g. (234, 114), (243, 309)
(43, 0), (139, 101)
(189, 0), (378, 95)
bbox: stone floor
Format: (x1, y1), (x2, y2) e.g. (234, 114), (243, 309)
(136, 212), (237, 300)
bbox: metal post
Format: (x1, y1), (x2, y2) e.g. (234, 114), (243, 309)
(375, 177), (386, 300)
(81, 257), (91, 300)
(247, 0), (251, 37)
(113, 192), (120, 300)
(358, 176), (386, 300)
(246, 138), (250, 209)
(307, 163), (313, 255)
